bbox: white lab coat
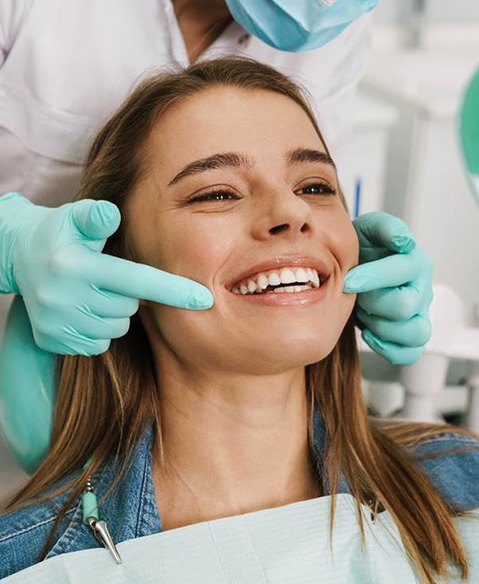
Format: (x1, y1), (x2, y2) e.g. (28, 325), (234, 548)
(0, 0), (372, 208)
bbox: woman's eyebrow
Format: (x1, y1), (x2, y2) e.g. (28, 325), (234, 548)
(167, 148), (334, 187)
(286, 148), (336, 168)
(168, 152), (253, 186)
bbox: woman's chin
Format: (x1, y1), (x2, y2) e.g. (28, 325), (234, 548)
(239, 340), (333, 373)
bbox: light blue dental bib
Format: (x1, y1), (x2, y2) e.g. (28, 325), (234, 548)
(2, 494), (478, 583)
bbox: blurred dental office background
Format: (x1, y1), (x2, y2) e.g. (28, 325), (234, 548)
(1, 0), (479, 499)
(348, 0), (479, 431)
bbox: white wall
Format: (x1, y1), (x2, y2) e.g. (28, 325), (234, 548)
(357, 0), (479, 404)
(375, 0), (479, 24)
(362, 1), (479, 321)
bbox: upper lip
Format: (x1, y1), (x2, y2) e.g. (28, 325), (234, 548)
(226, 255), (332, 290)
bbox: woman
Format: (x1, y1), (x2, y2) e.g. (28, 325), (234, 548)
(0, 58), (478, 583)
(0, 0), (432, 478)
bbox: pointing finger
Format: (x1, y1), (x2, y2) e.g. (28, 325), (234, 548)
(343, 250), (430, 294)
(90, 254), (214, 309)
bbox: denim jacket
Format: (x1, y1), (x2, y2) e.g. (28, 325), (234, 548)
(1, 409), (479, 580)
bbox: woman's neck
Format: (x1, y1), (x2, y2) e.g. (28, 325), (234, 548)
(171, 0), (233, 62)
(151, 365), (322, 531)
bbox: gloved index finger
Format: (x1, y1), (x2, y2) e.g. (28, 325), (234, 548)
(343, 250), (426, 294)
(355, 212), (416, 253)
(90, 253), (214, 309)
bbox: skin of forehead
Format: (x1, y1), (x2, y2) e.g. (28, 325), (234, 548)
(141, 86), (331, 190)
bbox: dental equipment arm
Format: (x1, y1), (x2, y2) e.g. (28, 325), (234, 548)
(343, 212), (433, 365)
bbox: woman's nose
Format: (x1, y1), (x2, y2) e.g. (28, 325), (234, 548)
(252, 188), (313, 240)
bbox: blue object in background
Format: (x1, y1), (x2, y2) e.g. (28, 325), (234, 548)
(354, 177), (362, 219)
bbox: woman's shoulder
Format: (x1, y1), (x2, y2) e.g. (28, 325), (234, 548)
(0, 471), (82, 580)
(0, 424), (157, 579)
(410, 430), (479, 512)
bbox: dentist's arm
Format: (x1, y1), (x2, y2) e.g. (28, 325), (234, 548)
(0, 192), (214, 472)
(0, 295), (55, 474)
(344, 212), (433, 365)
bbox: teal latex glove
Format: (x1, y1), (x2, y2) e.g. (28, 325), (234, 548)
(0, 192), (214, 355)
(0, 296), (55, 474)
(344, 212), (433, 365)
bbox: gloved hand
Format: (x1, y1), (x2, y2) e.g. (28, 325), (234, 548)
(0, 192), (214, 355)
(343, 212), (433, 366)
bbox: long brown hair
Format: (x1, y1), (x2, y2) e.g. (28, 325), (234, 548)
(2, 58), (478, 582)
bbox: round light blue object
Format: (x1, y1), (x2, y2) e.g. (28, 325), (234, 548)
(0, 296), (55, 474)
(225, 0), (378, 52)
(459, 66), (479, 204)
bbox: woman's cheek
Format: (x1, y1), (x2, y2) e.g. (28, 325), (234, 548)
(323, 210), (359, 274)
(348, 225), (360, 267)
(333, 215), (360, 270)
(168, 217), (241, 280)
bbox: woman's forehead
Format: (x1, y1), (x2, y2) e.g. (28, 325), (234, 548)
(145, 86), (326, 170)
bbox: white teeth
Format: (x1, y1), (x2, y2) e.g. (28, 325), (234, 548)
(257, 274), (269, 290)
(232, 265), (323, 295)
(273, 284), (313, 294)
(247, 279), (257, 293)
(279, 268), (295, 284)
(294, 268), (309, 283)
(268, 272), (281, 286)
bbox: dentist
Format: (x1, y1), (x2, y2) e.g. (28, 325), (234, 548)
(0, 0), (432, 473)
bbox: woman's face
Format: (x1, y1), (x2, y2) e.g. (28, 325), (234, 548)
(126, 86), (358, 375)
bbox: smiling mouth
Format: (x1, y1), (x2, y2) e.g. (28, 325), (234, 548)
(231, 266), (324, 296)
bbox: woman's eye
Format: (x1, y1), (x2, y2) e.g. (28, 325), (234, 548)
(189, 190), (238, 203)
(297, 182), (336, 196)
(187, 182), (335, 204)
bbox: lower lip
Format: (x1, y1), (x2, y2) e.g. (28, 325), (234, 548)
(228, 279), (329, 306)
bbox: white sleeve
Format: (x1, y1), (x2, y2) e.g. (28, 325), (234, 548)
(0, 0), (33, 67)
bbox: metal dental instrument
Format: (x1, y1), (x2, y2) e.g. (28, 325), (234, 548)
(81, 458), (123, 564)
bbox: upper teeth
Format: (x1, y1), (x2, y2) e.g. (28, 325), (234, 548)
(232, 267), (321, 295)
